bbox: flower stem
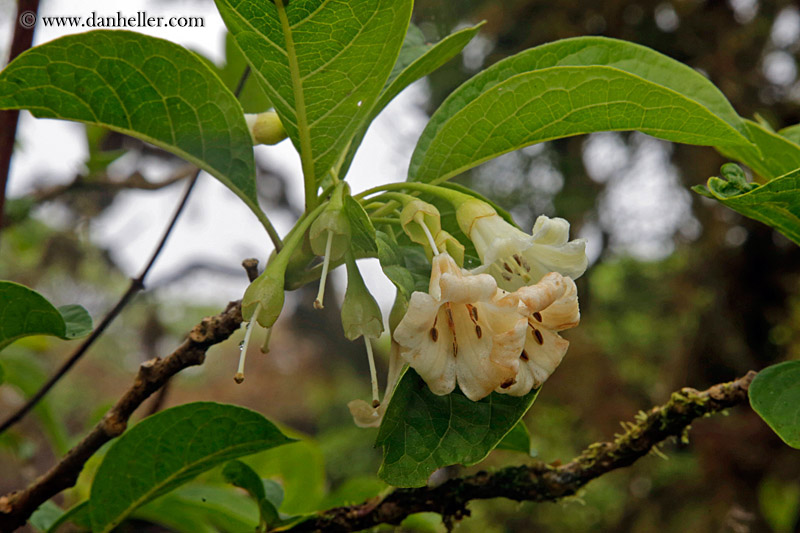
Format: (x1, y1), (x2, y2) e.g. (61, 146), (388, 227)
(415, 212), (440, 256)
(314, 229), (334, 309)
(235, 303), (260, 383)
(365, 337), (380, 407)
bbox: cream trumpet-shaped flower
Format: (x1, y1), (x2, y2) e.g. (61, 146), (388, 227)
(393, 252), (527, 401)
(496, 272), (580, 396)
(456, 200), (588, 291)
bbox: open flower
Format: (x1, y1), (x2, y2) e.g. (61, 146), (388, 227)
(393, 252), (527, 401)
(496, 273), (580, 396)
(456, 199), (588, 291)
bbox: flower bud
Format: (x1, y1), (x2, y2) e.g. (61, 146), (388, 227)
(341, 252), (383, 340)
(433, 229), (465, 266)
(399, 199), (441, 249)
(244, 111), (288, 145)
(242, 263), (286, 328)
(309, 183), (351, 262)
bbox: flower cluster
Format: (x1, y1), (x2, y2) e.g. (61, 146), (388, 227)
(393, 200), (586, 402)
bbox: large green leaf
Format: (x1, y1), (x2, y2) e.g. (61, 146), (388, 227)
(779, 123), (800, 144)
(89, 402), (294, 533)
(696, 168), (800, 245)
(718, 119), (800, 180)
(215, 0), (412, 190)
(46, 501), (90, 533)
(750, 362), (800, 449)
(338, 22), (484, 178)
(0, 281), (92, 352)
(376, 369), (539, 487)
(409, 36), (753, 183)
(132, 485), (261, 533)
(0, 31), (262, 217)
(222, 460), (284, 529)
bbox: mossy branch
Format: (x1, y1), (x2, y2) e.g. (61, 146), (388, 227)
(285, 371), (756, 533)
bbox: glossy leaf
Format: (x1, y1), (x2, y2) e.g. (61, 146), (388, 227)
(750, 361), (800, 449)
(89, 402), (294, 533)
(496, 421), (532, 455)
(46, 501), (90, 533)
(216, 0), (412, 188)
(696, 168), (800, 245)
(339, 22), (484, 177)
(376, 369), (539, 487)
(409, 36), (753, 183)
(0, 31), (262, 217)
(0, 281), (92, 352)
(132, 485), (260, 533)
(779, 123), (800, 145)
(222, 460), (281, 528)
(718, 119), (800, 180)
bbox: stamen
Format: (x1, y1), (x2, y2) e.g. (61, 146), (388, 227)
(235, 303), (260, 384)
(365, 337), (380, 406)
(414, 212), (440, 256)
(314, 229), (334, 309)
(533, 312), (542, 322)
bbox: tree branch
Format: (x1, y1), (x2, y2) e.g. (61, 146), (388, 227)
(0, 0), (41, 243)
(0, 300), (245, 532)
(286, 371), (757, 533)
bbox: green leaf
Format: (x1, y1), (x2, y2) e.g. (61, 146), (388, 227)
(133, 485), (261, 533)
(344, 196), (377, 255)
(222, 460), (282, 528)
(215, 0), (412, 189)
(750, 361), (800, 449)
(698, 169), (800, 245)
(57, 305), (93, 340)
(242, 437), (326, 514)
(30, 500), (64, 533)
(779, 123), (800, 145)
(718, 119), (800, 180)
(338, 22), (484, 178)
(89, 402), (295, 533)
(496, 421), (532, 455)
(46, 501), (90, 533)
(375, 230), (430, 300)
(376, 369), (540, 487)
(0, 31), (262, 218)
(409, 36), (753, 183)
(0, 281), (92, 352)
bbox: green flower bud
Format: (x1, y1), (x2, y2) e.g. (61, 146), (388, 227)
(242, 262), (286, 328)
(433, 229), (465, 266)
(245, 111), (288, 145)
(341, 251), (383, 340)
(309, 182), (351, 261)
(400, 199), (441, 247)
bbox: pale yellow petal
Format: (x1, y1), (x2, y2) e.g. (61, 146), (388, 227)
(515, 272), (568, 313)
(348, 399), (385, 428)
(539, 277), (580, 331)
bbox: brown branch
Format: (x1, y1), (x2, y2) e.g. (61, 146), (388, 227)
(286, 371), (757, 533)
(31, 164), (196, 204)
(0, 0), (41, 240)
(0, 300), (245, 532)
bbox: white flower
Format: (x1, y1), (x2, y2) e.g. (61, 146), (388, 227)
(496, 273), (580, 396)
(393, 252), (527, 401)
(457, 200), (588, 291)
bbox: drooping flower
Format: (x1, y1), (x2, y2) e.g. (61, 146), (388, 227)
(496, 273), (580, 396)
(393, 252), (527, 401)
(348, 340), (404, 428)
(456, 199), (588, 291)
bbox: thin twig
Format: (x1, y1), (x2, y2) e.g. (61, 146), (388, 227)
(0, 68), (253, 437)
(0, 0), (41, 242)
(284, 372), (757, 533)
(0, 300), (245, 532)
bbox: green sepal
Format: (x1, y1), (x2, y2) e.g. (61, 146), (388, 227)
(309, 182), (351, 261)
(341, 251), (384, 341)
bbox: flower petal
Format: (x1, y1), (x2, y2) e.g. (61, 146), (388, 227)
(514, 272), (568, 313)
(395, 302), (457, 396)
(540, 277), (580, 331)
(348, 399), (385, 428)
